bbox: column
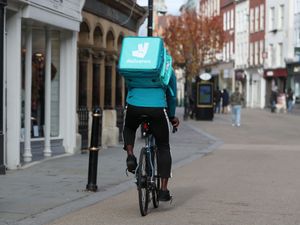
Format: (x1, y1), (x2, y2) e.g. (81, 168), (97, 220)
(44, 28), (52, 157)
(23, 27), (32, 163)
(6, 10), (22, 169)
(0, 0), (7, 174)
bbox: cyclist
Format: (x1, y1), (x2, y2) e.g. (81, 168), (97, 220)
(123, 69), (179, 201)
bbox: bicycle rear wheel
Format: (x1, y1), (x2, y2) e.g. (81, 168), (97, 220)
(152, 146), (160, 208)
(137, 147), (149, 216)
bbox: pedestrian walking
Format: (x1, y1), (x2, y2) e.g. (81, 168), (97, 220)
(230, 87), (244, 127)
(270, 88), (278, 113)
(213, 86), (222, 114)
(286, 88), (294, 113)
(221, 88), (229, 114)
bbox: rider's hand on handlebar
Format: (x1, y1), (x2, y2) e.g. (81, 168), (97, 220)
(170, 116), (179, 128)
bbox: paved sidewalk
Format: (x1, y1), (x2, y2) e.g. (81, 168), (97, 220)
(0, 108), (220, 225)
(46, 108), (300, 225)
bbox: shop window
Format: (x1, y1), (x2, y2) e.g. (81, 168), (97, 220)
(92, 63), (100, 107)
(21, 29), (60, 138)
(78, 61), (88, 107)
(115, 67), (122, 107)
(104, 65), (112, 109)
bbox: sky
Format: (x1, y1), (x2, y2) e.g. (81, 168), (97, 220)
(137, 0), (187, 36)
(137, 0), (186, 15)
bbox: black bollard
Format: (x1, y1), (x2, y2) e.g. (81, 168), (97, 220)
(86, 107), (102, 192)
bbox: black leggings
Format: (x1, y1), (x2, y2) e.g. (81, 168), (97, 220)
(123, 104), (172, 178)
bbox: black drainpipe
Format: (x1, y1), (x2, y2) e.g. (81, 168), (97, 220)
(0, 0), (7, 175)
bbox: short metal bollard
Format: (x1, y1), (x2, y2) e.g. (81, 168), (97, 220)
(86, 107), (101, 192)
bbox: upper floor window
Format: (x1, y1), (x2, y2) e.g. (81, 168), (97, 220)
(249, 42), (254, 66)
(278, 5), (284, 30)
(277, 43), (283, 66)
(260, 40), (264, 64)
(230, 9), (234, 29)
(250, 8), (254, 33)
(269, 7), (275, 31)
(255, 6), (259, 32)
(260, 4), (265, 31)
(223, 12), (227, 31)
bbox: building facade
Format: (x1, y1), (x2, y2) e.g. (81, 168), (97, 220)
(4, 0), (85, 169)
(219, 0), (235, 93)
(245, 0), (266, 108)
(286, 0), (300, 105)
(77, 0), (146, 148)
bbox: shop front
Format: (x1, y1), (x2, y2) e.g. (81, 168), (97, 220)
(264, 68), (287, 108)
(287, 62), (300, 105)
(5, 0), (85, 169)
(244, 67), (266, 108)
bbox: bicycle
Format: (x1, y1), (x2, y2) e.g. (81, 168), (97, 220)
(136, 115), (176, 216)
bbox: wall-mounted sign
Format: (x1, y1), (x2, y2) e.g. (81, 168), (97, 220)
(199, 73), (212, 81)
(266, 71), (274, 76)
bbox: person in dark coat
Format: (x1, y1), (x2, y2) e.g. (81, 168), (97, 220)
(222, 88), (229, 114)
(213, 86), (222, 114)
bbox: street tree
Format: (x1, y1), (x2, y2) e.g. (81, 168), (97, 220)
(163, 11), (224, 81)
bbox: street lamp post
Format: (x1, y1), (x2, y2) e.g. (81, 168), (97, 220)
(0, 0), (7, 175)
(147, 0), (153, 37)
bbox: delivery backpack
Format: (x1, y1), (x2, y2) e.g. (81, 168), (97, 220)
(118, 36), (173, 89)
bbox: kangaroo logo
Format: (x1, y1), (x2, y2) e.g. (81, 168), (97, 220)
(132, 42), (149, 58)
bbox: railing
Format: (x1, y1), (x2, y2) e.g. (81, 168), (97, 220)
(77, 106), (89, 150)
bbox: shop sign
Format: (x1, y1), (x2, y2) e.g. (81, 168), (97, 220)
(266, 71), (274, 76)
(293, 66), (300, 73)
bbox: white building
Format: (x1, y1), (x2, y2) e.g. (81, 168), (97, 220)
(265, 0), (293, 101)
(286, 0), (300, 105)
(235, 0), (249, 102)
(4, 0), (85, 169)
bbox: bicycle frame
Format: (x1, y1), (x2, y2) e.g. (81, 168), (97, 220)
(141, 120), (156, 181)
(137, 119), (160, 216)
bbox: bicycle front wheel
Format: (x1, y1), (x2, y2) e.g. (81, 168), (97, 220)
(137, 147), (149, 216)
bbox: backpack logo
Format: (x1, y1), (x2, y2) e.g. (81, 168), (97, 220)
(132, 42), (149, 58)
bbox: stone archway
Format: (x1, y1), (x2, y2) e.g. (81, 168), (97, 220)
(93, 26), (103, 47)
(78, 21), (90, 44)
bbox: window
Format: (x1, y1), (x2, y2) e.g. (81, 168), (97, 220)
(115, 69), (123, 107)
(250, 8), (254, 33)
(255, 6), (259, 32)
(230, 41), (233, 60)
(277, 43), (283, 66)
(230, 9), (234, 29)
(104, 65), (112, 109)
(269, 7), (275, 31)
(278, 5), (284, 30)
(260, 4), (264, 31)
(255, 41), (259, 65)
(223, 12), (226, 31)
(269, 44), (276, 67)
(249, 43), (253, 65)
(92, 63), (100, 107)
(78, 61), (87, 107)
(260, 40), (264, 64)
(227, 11), (230, 30)
(21, 29), (61, 138)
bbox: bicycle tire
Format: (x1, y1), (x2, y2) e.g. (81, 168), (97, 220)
(152, 146), (160, 208)
(137, 147), (149, 216)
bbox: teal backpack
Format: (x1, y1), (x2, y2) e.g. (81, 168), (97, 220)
(118, 36), (173, 89)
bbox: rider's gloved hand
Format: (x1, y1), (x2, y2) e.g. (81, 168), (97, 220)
(169, 116), (179, 128)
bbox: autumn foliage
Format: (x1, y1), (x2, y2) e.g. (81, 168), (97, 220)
(163, 11), (224, 80)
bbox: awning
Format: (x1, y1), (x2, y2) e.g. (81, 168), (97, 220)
(264, 68), (288, 78)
